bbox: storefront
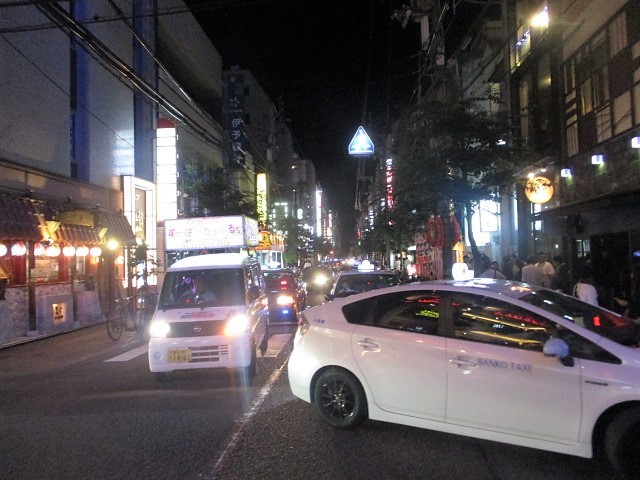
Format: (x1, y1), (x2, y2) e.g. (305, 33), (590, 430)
(536, 190), (640, 311)
(0, 193), (136, 346)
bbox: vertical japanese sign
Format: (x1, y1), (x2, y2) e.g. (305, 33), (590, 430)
(225, 74), (246, 166)
(256, 173), (268, 227)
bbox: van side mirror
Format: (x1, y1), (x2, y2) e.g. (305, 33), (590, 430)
(248, 285), (260, 301)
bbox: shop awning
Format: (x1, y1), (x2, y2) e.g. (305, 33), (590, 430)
(536, 189), (640, 219)
(95, 211), (136, 247)
(0, 195), (41, 242)
(55, 223), (103, 246)
(57, 209), (136, 247)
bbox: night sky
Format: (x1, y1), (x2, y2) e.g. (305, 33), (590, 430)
(184, 0), (479, 239)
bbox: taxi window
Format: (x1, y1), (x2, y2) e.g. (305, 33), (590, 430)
(448, 293), (554, 351)
(341, 291), (441, 334)
(372, 291), (441, 334)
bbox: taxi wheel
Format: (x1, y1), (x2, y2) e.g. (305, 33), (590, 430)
(604, 406), (640, 478)
(313, 367), (367, 429)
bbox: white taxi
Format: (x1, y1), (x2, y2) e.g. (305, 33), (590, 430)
(288, 279), (640, 478)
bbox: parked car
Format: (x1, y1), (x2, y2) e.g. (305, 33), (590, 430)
(288, 278), (640, 479)
(264, 268), (306, 323)
(326, 269), (402, 300)
(301, 266), (334, 294)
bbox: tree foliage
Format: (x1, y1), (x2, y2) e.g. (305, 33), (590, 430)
(182, 164), (258, 218)
(388, 71), (532, 258)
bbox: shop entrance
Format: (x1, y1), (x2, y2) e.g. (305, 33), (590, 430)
(590, 232), (630, 311)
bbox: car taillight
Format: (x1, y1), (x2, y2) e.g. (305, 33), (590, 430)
(277, 294), (295, 306)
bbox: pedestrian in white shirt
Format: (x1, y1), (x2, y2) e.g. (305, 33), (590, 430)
(521, 256), (543, 285)
(573, 272), (599, 306)
(536, 251), (555, 289)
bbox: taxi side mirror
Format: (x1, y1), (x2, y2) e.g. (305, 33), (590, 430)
(543, 337), (574, 367)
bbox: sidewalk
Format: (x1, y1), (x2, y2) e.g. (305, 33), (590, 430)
(0, 322), (109, 350)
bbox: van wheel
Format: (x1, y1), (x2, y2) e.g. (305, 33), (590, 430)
(259, 326), (269, 356)
(605, 407), (640, 478)
(240, 346), (257, 380)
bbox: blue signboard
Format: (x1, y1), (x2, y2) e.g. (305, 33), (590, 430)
(348, 126), (374, 156)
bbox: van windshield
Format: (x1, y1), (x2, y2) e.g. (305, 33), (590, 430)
(159, 269), (245, 309)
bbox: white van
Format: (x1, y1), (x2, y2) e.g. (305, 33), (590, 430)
(148, 253), (269, 380)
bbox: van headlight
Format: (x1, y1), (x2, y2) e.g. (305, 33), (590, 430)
(149, 320), (170, 338)
(224, 313), (251, 336)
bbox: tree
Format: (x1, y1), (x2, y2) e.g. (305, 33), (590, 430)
(182, 164), (258, 218)
(391, 70), (532, 260)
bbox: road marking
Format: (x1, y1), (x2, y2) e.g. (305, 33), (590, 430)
(105, 344), (148, 362)
(263, 333), (291, 358)
(202, 359), (289, 479)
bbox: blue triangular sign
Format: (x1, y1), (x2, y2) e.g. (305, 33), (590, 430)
(348, 126), (374, 156)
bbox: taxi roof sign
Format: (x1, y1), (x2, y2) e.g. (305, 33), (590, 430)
(348, 126), (374, 156)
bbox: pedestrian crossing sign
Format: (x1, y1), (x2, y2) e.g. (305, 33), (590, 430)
(348, 126), (374, 156)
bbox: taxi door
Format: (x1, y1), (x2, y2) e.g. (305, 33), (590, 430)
(350, 289), (447, 421)
(444, 292), (582, 445)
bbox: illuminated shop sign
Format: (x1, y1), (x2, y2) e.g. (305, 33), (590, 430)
(164, 215), (259, 251)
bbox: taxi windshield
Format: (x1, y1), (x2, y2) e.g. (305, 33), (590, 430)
(520, 290), (640, 346)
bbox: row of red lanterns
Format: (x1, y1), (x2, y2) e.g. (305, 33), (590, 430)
(0, 242), (102, 258)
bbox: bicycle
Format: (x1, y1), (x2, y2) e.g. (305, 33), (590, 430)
(106, 296), (137, 341)
(134, 289), (158, 340)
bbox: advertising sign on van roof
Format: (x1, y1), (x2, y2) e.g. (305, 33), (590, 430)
(164, 215), (259, 251)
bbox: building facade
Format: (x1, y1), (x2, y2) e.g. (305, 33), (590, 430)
(454, 0), (640, 308)
(0, 0), (227, 345)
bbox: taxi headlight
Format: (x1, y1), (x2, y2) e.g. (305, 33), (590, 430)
(314, 275), (328, 286)
(277, 294), (295, 306)
(149, 320), (170, 338)
(224, 313), (251, 336)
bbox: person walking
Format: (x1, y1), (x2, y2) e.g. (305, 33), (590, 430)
(479, 261), (506, 280)
(521, 256), (543, 286)
(553, 255), (571, 294)
(536, 251), (555, 289)
(573, 271), (599, 306)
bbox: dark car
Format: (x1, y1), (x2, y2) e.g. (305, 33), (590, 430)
(264, 268), (307, 323)
(301, 266), (334, 294)
(326, 269), (402, 300)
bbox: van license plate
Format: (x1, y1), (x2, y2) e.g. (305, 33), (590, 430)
(168, 349), (192, 363)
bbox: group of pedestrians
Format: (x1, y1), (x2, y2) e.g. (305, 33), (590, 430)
(473, 251), (600, 306)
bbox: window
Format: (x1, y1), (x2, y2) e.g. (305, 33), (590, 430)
(612, 91), (632, 134)
(564, 59), (576, 94)
(593, 66), (610, 108)
(579, 78), (593, 114)
(609, 11), (627, 57)
(159, 269), (245, 308)
(449, 293), (554, 350)
(596, 106), (612, 142)
(566, 121), (579, 157)
(342, 290), (442, 335)
(371, 291), (441, 335)
(635, 83), (640, 126)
